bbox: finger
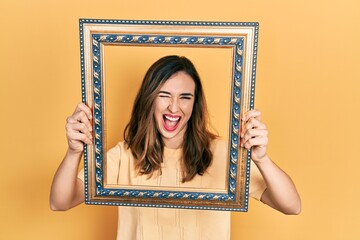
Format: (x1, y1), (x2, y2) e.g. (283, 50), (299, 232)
(66, 122), (93, 140)
(242, 136), (268, 150)
(71, 121), (92, 135)
(66, 127), (92, 144)
(74, 103), (93, 120)
(241, 118), (267, 137)
(68, 132), (93, 145)
(241, 109), (261, 122)
(245, 117), (266, 130)
(241, 128), (268, 142)
(67, 111), (92, 131)
(240, 129), (268, 148)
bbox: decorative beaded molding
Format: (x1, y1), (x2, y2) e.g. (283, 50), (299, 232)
(79, 19), (259, 211)
(80, 18), (258, 27)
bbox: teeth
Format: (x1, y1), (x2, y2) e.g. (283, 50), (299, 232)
(164, 115), (180, 122)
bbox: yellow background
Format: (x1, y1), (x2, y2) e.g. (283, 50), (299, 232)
(1, 0), (359, 239)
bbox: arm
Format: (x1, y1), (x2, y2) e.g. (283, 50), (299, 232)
(50, 103), (93, 211)
(240, 110), (301, 215)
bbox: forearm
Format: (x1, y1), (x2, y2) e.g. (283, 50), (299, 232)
(50, 149), (84, 211)
(255, 155), (301, 215)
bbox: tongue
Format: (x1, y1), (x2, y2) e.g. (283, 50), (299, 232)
(165, 119), (177, 128)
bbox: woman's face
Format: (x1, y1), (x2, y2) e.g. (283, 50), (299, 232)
(154, 71), (195, 149)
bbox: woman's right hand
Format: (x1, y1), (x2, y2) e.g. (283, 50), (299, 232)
(65, 103), (93, 153)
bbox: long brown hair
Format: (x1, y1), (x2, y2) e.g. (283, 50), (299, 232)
(124, 55), (216, 182)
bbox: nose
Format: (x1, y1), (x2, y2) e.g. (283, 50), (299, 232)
(167, 97), (180, 113)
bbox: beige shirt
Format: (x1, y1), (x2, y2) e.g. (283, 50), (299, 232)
(79, 139), (266, 240)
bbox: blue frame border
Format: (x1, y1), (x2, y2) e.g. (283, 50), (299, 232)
(79, 19), (259, 211)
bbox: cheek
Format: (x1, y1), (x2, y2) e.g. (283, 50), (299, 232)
(183, 102), (195, 117)
(153, 102), (161, 122)
(154, 99), (166, 114)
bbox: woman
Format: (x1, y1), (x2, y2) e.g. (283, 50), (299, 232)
(50, 55), (301, 240)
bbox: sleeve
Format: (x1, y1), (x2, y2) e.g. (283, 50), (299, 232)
(249, 161), (267, 201)
(77, 168), (84, 182)
(76, 143), (122, 184)
(106, 143), (121, 184)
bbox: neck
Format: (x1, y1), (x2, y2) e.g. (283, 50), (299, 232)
(162, 125), (187, 149)
(163, 141), (182, 149)
(163, 137), (183, 149)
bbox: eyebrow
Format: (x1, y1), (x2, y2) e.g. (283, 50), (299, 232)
(158, 91), (194, 97)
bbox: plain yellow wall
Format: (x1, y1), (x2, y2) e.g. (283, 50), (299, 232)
(1, 0), (359, 239)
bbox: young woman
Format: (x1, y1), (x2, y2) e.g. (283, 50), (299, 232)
(50, 55), (301, 240)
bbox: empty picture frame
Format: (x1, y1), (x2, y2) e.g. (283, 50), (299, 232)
(79, 18), (259, 211)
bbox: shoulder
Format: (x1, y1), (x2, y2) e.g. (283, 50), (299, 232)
(107, 141), (130, 153)
(210, 138), (227, 155)
(107, 141), (134, 160)
(209, 138), (228, 168)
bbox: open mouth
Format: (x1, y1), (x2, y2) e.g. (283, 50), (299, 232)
(163, 114), (181, 131)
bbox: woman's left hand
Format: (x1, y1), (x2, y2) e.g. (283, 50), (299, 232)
(240, 110), (268, 162)
(240, 110), (301, 215)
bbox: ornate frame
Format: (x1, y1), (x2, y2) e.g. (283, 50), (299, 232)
(80, 19), (259, 211)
